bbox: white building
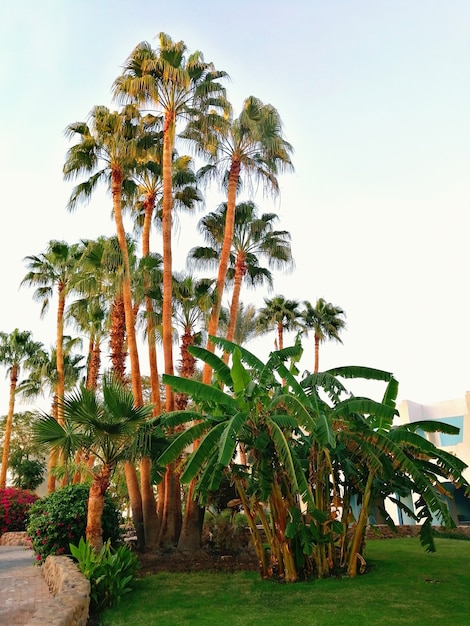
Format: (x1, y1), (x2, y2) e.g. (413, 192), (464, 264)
(393, 393), (470, 525)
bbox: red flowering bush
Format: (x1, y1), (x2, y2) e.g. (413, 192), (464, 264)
(0, 487), (39, 535)
(26, 484), (122, 564)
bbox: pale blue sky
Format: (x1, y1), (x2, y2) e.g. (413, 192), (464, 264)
(1, 0), (469, 409)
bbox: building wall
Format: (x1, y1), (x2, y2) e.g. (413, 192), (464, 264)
(390, 393), (470, 525)
(397, 392), (470, 482)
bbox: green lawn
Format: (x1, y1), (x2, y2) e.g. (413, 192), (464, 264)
(99, 538), (470, 625)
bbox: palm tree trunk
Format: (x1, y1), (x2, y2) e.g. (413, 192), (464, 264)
(175, 328), (195, 410)
(140, 191), (162, 549)
(157, 479), (165, 524)
(177, 481), (205, 552)
(158, 114), (186, 548)
(140, 456), (160, 549)
(223, 252), (246, 363)
(109, 295), (127, 383)
(56, 286), (66, 425)
(87, 336), (101, 391)
(46, 395), (59, 492)
(124, 461), (145, 549)
(158, 462), (182, 548)
(277, 322), (284, 351)
(162, 113), (176, 412)
(314, 335), (320, 373)
(86, 465), (112, 551)
(146, 302), (162, 413)
(0, 366), (17, 488)
(53, 285), (67, 489)
(203, 159), (241, 385)
(142, 192), (162, 414)
(111, 168), (143, 405)
(111, 168), (148, 549)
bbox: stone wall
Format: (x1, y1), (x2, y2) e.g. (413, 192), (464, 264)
(366, 524), (470, 539)
(0, 532), (90, 626)
(0, 531), (31, 546)
(28, 555), (90, 626)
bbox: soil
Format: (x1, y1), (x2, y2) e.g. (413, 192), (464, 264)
(136, 547), (260, 576)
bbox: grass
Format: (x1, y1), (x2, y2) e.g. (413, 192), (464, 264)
(98, 538), (470, 625)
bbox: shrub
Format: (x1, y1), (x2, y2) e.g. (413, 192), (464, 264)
(203, 510), (249, 554)
(10, 455), (45, 491)
(0, 487), (38, 535)
(26, 484), (122, 564)
(70, 537), (139, 611)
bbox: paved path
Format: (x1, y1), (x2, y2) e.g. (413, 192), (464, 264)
(0, 545), (51, 626)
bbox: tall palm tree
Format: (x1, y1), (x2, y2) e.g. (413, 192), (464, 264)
(301, 298), (346, 373)
(114, 32), (230, 412)
(18, 338), (85, 405)
(64, 105), (150, 548)
(34, 376), (154, 551)
(173, 274), (215, 398)
(185, 96), (294, 384)
(257, 295), (301, 351)
(152, 273), (215, 551)
(0, 330), (45, 488)
(128, 145), (202, 416)
(66, 238), (115, 392)
(67, 295), (106, 391)
(63, 105), (144, 406)
(218, 302), (259, 346)
(17, 338), (85, 488)
(189, 200), (294, 351)
(132, 251), (165, 550)
(22, 240), (83, 423)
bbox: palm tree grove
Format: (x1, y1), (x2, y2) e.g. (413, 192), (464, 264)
(1, 32), (468, 598)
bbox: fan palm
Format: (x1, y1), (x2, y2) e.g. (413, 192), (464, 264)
(218, 302), (259, 346)
(128, 146), (202, 416)
(0, 330), (46, 488)
(21, 240), (83, 423)
(257, 295), (301, 351)
(302, 298), (346, 372)
(184, 96), (294, 383)
(189, 200), (294, 353)
(114, 32), (230, 411)
(63, 106), (154, 546)
(34, 376), (154, 551)
(63, 104), (145, 407)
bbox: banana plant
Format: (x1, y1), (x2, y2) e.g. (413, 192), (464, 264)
(158, 338), (469, 581)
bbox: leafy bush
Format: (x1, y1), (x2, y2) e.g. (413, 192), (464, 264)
(0, 487), (38, 535)
(203, 511), (249, 554)
(433, 527), (470, 541)
(26, 484), (122, 563)
(10, 455), (45, 491)
(70, 537), (139, 611)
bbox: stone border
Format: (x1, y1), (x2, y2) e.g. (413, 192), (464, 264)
(0, 530), (32, 546)
(0, 533), (90, 626)
(28, 555), (90, 626)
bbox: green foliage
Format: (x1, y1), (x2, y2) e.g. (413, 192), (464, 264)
(10, 455), (45, 491)
(159, 337), (470, 581)
(70, 537), (139, 611)
(203, 511), (248, 554)
(0, 487), (38, 534)
(98, 539), (470, 626)
(432, 527), (470, 541)
(0, 411), (47, 490)
(26, 484), (122, 564)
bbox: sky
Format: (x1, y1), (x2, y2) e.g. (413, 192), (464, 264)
(0, 0), (469, 412)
